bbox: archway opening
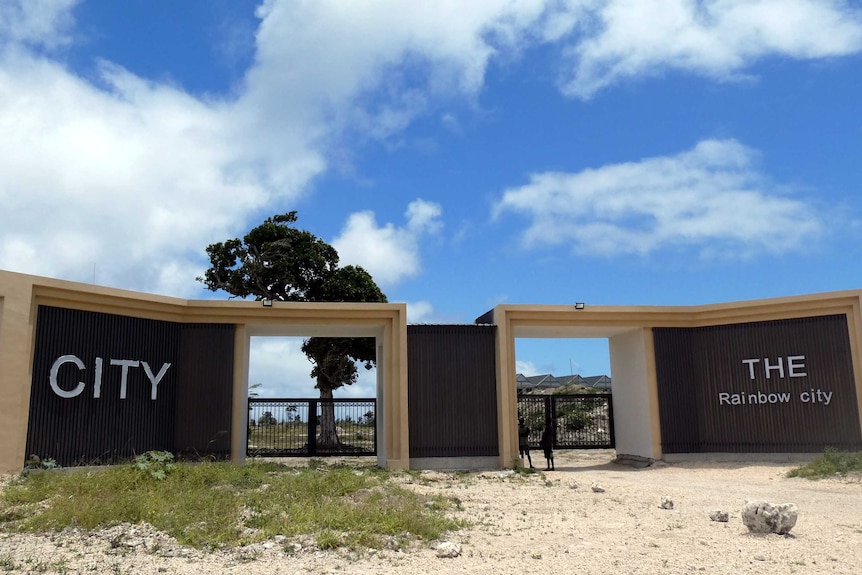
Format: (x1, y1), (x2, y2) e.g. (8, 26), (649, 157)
(243, 322), (387, 466)
(514, 337), (613, 457)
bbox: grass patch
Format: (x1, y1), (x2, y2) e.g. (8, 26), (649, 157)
(0, 554), (19, 572)
(0, 457), (463, 551)
(787, 448), (862, 479)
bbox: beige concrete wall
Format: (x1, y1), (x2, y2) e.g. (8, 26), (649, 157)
(231, 324), (250, 464)
(385, 311), (410, 470)
(491, 290), (862, 465)
(0, 273), (38, 475)
(608, 328), (660, 459)
(492, 306), (518, 468)
(5, 268), (862, 473)
(0, 270), (410, 474)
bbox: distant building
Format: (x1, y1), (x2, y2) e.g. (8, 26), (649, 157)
(582, 375), (612, 391)
(555, 374), (587, 387)
(516, 373), (611, 393)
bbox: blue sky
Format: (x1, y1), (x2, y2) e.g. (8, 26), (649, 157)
(2, 1), (862, 397)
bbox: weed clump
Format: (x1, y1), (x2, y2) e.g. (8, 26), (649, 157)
(134, 451), (176, 481)
(787, 447), (862, 479)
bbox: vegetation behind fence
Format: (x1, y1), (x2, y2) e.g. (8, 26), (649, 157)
(248, 398), (376, 457)
(517, 393), (614, 449)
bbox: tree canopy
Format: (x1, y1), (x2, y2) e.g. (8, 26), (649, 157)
(198, 212), (387, 446)
(198, 212), (385, 307)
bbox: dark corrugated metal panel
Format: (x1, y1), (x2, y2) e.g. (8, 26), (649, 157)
(655, 315), (862, 453)
(473, 309), (495, 325)
(26, 306), (234, 466)
(654, 327), (698, 452)
(174, 324), (234, 456)
(408, 324), (498, 458)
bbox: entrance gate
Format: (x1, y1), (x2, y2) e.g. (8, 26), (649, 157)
(517, 394), (615, 449)
(247, 398), (377, 457)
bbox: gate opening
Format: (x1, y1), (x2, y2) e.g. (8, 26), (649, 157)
(515, 337), (614, 451)
(245, 335), (379, 460)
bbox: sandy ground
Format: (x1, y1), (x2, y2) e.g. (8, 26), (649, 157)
(1, 450), (861, 574)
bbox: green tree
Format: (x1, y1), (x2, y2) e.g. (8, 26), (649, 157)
(198, 212), (386, 448)
(258, 411), (277, 426)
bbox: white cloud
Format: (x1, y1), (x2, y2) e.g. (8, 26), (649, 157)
(560, 0), (862, 98)
(243, 0), (551, 140)
(337, 368), (377, 399)
(249, 337), (316, 398)
(0, 1), (527, 296)
(0, 51), (320, 295)
(493, 139), (823, 257)
(249, 336), (376, 398)
(332, 200), (442, 287)
(407, 301), (436, 323)
(0, 0), (78, 49)
(0, 9), (326, 296)
(516, 359), (541, 376)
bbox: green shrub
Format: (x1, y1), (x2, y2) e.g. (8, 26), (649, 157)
(134, 451), (176, 481)
(787, 448), (862, 479)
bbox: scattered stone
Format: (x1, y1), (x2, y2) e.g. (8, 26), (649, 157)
(709, 510), (729, 523)
(741, 500), (798, 535)
(614, 454), (656, 468)
(659, 496), (674, 510)
(753, 555), (766, 561)
(568, 481), (580, 490)
(435, 541), (462, 558)
(591, 483), (606, 493)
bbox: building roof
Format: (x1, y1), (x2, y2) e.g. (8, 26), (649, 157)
(516, 373), (611, 392)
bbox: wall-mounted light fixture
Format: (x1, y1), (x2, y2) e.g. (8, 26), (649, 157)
(574, 302), (585, 310)
(262, 299), (273, 307)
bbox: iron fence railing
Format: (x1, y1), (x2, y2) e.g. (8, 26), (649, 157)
(248, 398), (376, 457)
(517, 393), (614, 449)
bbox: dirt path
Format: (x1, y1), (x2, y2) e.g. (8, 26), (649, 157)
(2, 450), (860, 574)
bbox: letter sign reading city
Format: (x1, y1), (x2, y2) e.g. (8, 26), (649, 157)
(49, 355), (171, 400)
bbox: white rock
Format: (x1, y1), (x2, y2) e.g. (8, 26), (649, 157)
(741, 500), (798, 535)
(660, 496), (674, 510)
(591, 482), (606, 493)
(709, 510), (729, 522)
(436, 541), (462, 558)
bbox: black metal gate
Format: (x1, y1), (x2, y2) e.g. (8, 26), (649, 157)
(247, 398), (376, 457)
(517, 394), (614, 449)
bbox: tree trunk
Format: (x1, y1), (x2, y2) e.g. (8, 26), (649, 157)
(306, 338), (359, 450)
(317, 387), (339, 449)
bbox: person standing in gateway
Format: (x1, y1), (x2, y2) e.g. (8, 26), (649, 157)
(518, 415), (534, 468)
(541, 420), (555, 471)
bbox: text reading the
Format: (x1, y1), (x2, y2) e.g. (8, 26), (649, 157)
(742, 356), (807, 379)
(49, 354), (171, 400)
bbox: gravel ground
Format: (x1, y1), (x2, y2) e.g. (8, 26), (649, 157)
(1, 450), (861, 574)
